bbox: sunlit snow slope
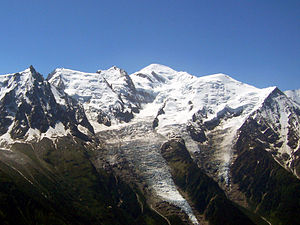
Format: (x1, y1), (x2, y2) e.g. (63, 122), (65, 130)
(48, 66), (140, 129)
(285, 89), (300, 106)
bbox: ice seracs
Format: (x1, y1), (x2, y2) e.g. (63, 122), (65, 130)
(48, 66), (140, 131)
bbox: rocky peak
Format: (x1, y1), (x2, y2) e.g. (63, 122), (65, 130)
(29, 65), (39, 77)
(98, 66), (132, 86)
(48, 67), (141, 129)
(235, 86), (300, 177)
(0, 67), (94, 146)
(22, 65), (44, 83)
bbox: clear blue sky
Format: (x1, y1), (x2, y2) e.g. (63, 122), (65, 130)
(0, 0), (299, 91)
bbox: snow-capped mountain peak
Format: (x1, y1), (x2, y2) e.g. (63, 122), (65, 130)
(132, 63), (191, 85)
(130, 66), (281, 185)
(48, 66), (140, 130)
(0, 66), (44, 103)
(0, 67), (94, 146)
(96, 65), (136, 95)
(201, 73), (238, 83)
(97, 65), (126, 75)
(137, 63), (177, 75)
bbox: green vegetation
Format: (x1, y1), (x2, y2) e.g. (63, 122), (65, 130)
(167, 215), (184, 225)
(161, 139), (255, 225)
(232, 146), (300, 225)
(0, 137), (169, 225)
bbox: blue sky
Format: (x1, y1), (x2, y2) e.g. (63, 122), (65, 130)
(0, 0), (299, 90)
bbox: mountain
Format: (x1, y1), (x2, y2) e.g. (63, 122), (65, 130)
(48, 63), (300, 224)
(236, 88), (300, 177)
(130, 64), (278, 183)
(0, 64), (299, 225)
(47, 66), (140, 129)
(0, 66), (169, 225)
(0, 66), (94, 146)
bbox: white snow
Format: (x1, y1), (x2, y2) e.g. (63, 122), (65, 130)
(50, 84), (66, 105)
(48, 68), (119, 124)
(257, 90), (300, 170)
(0, 68), (35, 103)
(77, 124), (91, 136)
(25, 128), (41, 141)
(23, 122), (70, 142)
(130, 65), (276, 183)
(48, 67), (138, 129)
(0, 122), (15, 147)
(42, 122), (69, 139)
(285, 89), (300, 106)
(132, 65), (275, 132)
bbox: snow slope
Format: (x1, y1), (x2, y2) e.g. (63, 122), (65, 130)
(132, 64), (275, 133)
(0, 67), (39, 104)
(285, 89), (300, 106)
(48, 67), (140, 130)
(130, 64), (277, 184)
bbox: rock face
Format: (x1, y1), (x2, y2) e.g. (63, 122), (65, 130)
(1, 64), (300, 225)
(236, 88), (300, 177)
(47, 66), (140, 128)
(231, 146), (300, 225)
(0, 66), (93, 146)
(161, 138), (255, 225)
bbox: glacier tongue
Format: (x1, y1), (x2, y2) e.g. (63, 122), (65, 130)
(98, 118), (199, 225)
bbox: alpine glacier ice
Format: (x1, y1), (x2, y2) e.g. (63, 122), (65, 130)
(48, 66), (140, 130)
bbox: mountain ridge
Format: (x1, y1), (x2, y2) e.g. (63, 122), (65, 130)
(0, 66), (94, 146)
(0, 64), (299, 225)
